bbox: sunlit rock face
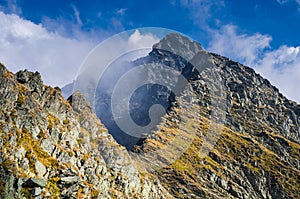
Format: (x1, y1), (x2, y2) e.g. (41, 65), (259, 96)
(0, 63), (171, 198)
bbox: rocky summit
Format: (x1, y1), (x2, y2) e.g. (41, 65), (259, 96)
(1, 33), (300, 198)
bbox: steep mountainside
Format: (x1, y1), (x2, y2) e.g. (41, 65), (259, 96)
(0, 64), (171, 198)
(132, 34), (300, 198)
(1, 32), (300, 199)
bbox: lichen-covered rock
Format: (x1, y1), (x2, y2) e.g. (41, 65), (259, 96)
(0, 63), (171, 198)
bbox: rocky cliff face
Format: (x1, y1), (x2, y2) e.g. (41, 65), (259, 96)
(1, 32), (300, 199)
(0, 64), (171, 198)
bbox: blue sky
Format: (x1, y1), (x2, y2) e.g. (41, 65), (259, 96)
(0, 0), (300, 102)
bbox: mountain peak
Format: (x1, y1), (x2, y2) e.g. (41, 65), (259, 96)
(153, 32), (203, 60)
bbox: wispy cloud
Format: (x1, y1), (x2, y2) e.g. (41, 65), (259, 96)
(41, 15), (112, 41)
(116, 8), (127, 16)
(277, 0), (300, 5)
(276, 0), (300, 12)
(178, 0), (225, 29)
(297, 0), (300, 12)
(72, 5), (83, 26)
(0, 0), (22, 15)
(208, 25), (300, 102)
(110, 17), (124, 31)
(276, 0), (289, 4)
(208, 25), (272, 66)
(0, 12), (95, 87)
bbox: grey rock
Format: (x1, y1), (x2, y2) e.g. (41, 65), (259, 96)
(59, 176), (81, 185)
(24, 178), (47, 188)
(32, 187), (42, 196)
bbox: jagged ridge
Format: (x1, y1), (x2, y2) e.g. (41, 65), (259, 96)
(0, 63), (171, 198)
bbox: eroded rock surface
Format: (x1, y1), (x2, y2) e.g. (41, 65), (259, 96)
(0, 63), (171, 198)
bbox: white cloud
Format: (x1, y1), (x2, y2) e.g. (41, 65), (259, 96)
(128, 30), (159, 49)
(0, 11), (95, 87)
(123, 30), (160, 61)
(255, 45), (300, 102)
(208, 25), (272, 66)
(208, 24), (300, 103)
(0, 11), (160, 89)
(72, 29), (160, 102)
(77, 29), (159, 77)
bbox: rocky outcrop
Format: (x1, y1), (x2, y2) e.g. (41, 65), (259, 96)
(0, 63), (171, 198)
